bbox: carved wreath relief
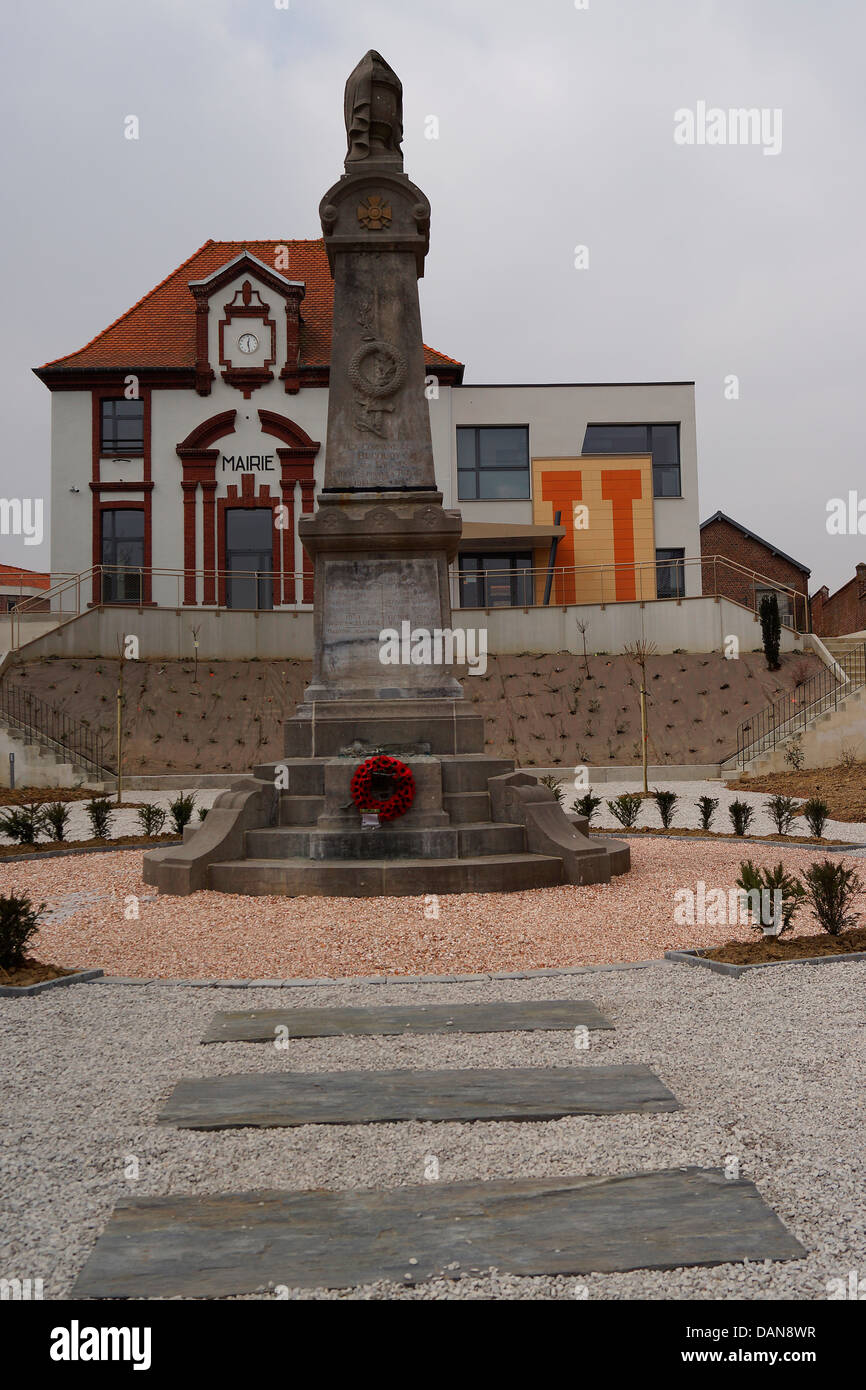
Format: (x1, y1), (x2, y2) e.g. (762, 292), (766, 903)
(350, 296), (407, 438)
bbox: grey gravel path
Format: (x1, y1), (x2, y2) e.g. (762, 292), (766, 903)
(1, 962), (863, 1300)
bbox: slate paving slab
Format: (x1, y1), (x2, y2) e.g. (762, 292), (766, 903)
(158, 1064), (679, 1129)
(201, 998), (614, 1044)
(72, 1167), (806, 1298)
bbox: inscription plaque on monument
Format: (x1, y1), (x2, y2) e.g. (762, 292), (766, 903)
(320, 557), (444, 686)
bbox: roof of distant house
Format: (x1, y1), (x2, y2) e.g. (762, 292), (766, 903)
(700, 510), (811, 576)
(35, 238), (462, 377)
(0, 564), (50, 590)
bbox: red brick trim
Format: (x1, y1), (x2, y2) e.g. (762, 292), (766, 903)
(177, 410), (237, 452)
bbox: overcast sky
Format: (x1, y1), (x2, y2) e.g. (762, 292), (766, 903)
(2, 0), (864, 593)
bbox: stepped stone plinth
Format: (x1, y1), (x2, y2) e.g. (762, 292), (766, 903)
(142, 51), (630, 898)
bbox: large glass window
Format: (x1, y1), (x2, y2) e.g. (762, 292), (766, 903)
(458, 552), (533, 608)
(656, 547), (685, 599)
(582, 423), (681, 498)
(457, 427), (530, 500)
(101, 509), (144, 603)
(224, 508), (274, 609)
(100, 399), (145, 455)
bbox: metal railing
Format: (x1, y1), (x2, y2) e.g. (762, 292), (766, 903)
(7, 554), (807, 646)
(732, 640), (866, 769)
(0, 681), (113, 779)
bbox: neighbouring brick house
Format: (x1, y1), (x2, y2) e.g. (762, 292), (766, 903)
(700, 511), (811, 631)
(0, 564), (50, 614)
(811, 564), (866, 636)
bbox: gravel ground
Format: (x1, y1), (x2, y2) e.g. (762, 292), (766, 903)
(3, 839), (864, 979)
(0, 963), (862, 1300)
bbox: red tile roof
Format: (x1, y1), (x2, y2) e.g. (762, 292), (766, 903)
(37, 239), (462, 374)
(0, 565), (50, 590)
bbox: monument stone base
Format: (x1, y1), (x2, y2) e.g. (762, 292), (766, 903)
(142, 704), (630, 898)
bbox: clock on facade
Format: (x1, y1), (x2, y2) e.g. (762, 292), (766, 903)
(237, 332), (259, 354)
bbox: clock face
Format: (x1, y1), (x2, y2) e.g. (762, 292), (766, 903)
(237, 332), (259, 354)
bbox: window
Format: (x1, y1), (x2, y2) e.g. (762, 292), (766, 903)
(101, 509), (145, 603)
(458, 552), (533, 608)
(457, 427), (530, 500)
(224, 508), (274, 610)
(582, 423), (681, 498)
(756, 587), (794, 626)
(656, 547), (685, 599)
(101, 398), (145, 455)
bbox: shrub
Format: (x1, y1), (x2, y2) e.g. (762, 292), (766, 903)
(136, 804), (167, 837)
(43, 802), (71, 842)
(168, 792), (197, 833)
(573, 791), (602, 824)
(766, 795), (800, 836)
(801, 860), (863, 936)
(759, 592), (782, 671)
(539, 776), (565, 807)
(736, 860), (805, 935)
(0, 892), (45, 971)
(607, 793), (642, 828)
(198, 807), (209, 822)
(696, 795), (718, 831)
(728, 799), (756, 836)
(783, 736), (805, 771)
(0, 803), (46, 845)
(653, 789), (678, 829)
(802, 797), (829, 838)
(86, 797), (113, 839)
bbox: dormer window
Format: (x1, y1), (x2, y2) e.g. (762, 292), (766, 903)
(101, 398), (144, 455)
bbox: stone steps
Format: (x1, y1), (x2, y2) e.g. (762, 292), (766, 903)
(71, 1168), (806, 1298)
(244, 821), (526, 860)
(207, 851), (564, 896)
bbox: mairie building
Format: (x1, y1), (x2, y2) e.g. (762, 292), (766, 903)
(35, 239), (701, 617)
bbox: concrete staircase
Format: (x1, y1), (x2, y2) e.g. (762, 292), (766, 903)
(823, 635), (866, 683)
(722, 635), (866, 775)
(0, 714), (88, 789)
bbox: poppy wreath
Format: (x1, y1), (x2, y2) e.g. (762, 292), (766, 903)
(350, 755), (416, 822)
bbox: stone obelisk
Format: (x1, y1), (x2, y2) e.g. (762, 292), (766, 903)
(290, 51), (477, 757)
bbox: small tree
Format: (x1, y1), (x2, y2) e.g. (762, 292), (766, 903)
(573, 791), (602, 824)
(623, 639), (657, 795)
(759, 592), (782, 671)
(696, 795), (719, 831)
(607, 793), (642, 828)
(0, 803), (46, 845)
(728, 799), (756, 836)
(168, 792), (197, 833)
(736, 860), (805, 936)
(653, 789), (678, 829)
(766, 795), (799, 836)
(43, 802), (72, 842)
(86, 797), (113, 839)
(539, 775), (565, 807)
(0, 893), (45, 971)
(136, 804), (167, 837)
(802, 797), (829, 838)
(801, 860), (862, 936)
(575, 619), (591, 680)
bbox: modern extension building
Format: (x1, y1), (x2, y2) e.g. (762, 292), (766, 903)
(35, 240), (702, 618)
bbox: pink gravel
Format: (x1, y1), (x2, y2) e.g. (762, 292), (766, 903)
(1, 842), (861, 979)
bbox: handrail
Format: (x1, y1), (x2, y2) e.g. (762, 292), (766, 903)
(10, 553), (807, 628)
(0, 681), (113, 779)
(733, 641), (866, 768)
